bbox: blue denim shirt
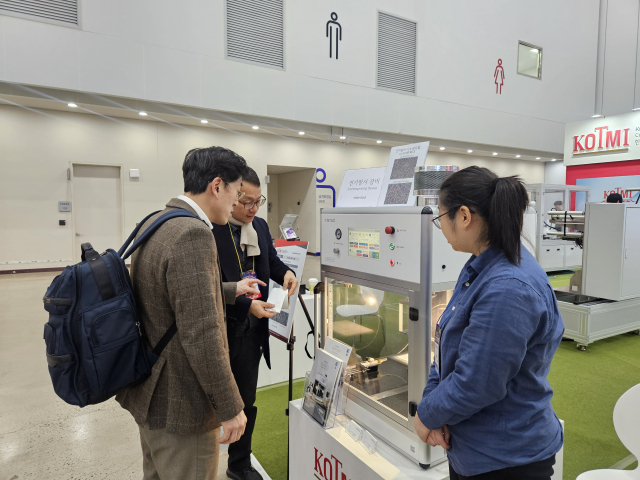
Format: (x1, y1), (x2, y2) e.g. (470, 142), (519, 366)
(417, 245), (564, 476)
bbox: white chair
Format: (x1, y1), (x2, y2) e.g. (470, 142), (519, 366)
(576, 383), (640, 479)
(335, 287), (386, 356)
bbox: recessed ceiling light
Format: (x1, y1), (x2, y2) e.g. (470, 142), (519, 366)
(552, 158), (557, 162)
(439, 146), (445, 150)
(536, 157), (541, 160)
(139, 111), (147, 116)
(340, 135), (346, 140)
(492, 152), (498, 156)
(633, 108), (640, 112)
(252, 125), (259, 130)
(516, 155), (521, 158)
(467, 149), (473, 153)
(67, 102), (77, 108)
(298, 131), (305, 135)
(376, 140), (382, 144)
(591, 114), (602, 118)
(200, 119), (208, 124)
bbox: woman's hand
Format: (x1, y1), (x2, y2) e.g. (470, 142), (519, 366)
(414, 415), (450, 450)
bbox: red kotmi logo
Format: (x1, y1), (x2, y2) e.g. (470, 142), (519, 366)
(573, 126), (630, 153)
(314, 448), (350, 480)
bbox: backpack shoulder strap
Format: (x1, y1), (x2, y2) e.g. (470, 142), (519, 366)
(117, 210), (161, 257)
(121, 209), (205, 260)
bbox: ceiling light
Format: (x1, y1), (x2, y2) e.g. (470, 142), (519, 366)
(493, 152), (498, 156)
(467, 149), (473, 153)
(298, 131), (305, 135)
(252, 125), (259, 130)
(530, 49), (539, 53)
(516, 155), (521, 158)
(552, 158), (557, 162)
(67, 102), (77, 108)
(439, 146), (445, 150)
(633, 108), (640, 112)
(376, 140), (382, 144)
(339, 135), (346, 140)
(200, 119), (208, 124)
(536, 157), (541, 160)
(591, 114), (602, 118)
(139, 111), (147, 116)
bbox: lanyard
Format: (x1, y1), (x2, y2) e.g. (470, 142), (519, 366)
(227, 222), (255, 275)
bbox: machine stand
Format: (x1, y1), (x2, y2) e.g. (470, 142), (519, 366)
(420, 463), (430, 470)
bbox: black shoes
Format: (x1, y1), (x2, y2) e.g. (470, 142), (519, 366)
(226, 465), (263, 480)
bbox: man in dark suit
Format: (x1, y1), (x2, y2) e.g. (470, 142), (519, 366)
(212, 167), (299, 480)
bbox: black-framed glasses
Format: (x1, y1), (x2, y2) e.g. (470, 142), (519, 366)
(239, 195), (266, 210)
(432, 206), (459, 230)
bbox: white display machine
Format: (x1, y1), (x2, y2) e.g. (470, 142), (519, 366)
(551, 203), (640, 349)
(525, 183), (591, 271)
(318, 206), (469, 468)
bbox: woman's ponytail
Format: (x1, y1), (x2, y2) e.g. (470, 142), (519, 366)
(439, 166), (529, 265)
(488, 176), (529, 264)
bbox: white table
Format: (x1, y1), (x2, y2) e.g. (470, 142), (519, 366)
(289, 399), (565, 480)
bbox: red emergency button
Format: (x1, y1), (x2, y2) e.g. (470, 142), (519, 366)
(389, 259), (395, 267)
(385, 226), (395, 234)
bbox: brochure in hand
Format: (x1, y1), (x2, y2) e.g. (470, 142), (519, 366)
(302, 348), (344, 427)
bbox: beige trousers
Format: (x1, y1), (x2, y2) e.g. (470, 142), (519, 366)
(139, 423), (221, 480)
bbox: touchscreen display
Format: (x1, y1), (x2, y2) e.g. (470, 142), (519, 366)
(348, 228), (380, 259)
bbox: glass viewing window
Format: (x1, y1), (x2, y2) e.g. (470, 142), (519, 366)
(517, 41), (542, 79)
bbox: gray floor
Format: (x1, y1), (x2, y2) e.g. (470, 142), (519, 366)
(0, 271), (280, 480)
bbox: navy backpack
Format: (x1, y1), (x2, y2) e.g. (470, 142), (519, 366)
(43, 209), (205, 407)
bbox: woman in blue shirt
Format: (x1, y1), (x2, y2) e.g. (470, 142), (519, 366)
(414, 166), (564, 479)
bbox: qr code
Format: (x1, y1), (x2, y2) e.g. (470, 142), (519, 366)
(273, 311), (289, 327)
(390, 157), (418, 180)
(383, 182), (412, 205)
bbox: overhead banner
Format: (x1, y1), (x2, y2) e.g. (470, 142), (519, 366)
(564, 112), (640, 166)
(377, 142), (429, 207)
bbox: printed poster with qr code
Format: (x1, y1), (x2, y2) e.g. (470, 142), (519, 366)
(376, 141), (430, 207)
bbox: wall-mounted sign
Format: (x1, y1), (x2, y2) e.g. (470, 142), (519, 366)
(58, 201), (71, 212)
(494, 59), (505, 94)
(564, 111), (640, 166)
(326, 12), (342, 59)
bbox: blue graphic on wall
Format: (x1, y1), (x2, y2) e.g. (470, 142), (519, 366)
(576, 175), (640, 208)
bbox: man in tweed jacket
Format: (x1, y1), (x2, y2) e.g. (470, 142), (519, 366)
(116, 146), (248, 480)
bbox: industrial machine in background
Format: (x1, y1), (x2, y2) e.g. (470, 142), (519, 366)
(547, 202), (640, 350)
(316, 166), (470, 468)
(524, 183), (591, 272)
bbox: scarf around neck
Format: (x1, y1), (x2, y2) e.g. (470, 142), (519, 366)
(229, 216), (261, 257)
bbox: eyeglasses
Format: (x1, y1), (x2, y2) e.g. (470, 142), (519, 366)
(236, 190), (246, 200)
(432, 207), (459, 230)
(239, 195), (266, 210)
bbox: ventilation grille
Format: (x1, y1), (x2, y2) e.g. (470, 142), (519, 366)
(377, 12), (417, 94)
(226, 0), (284, 69)
(0, 0), (78, 26)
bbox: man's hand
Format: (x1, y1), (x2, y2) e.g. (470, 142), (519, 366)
(283, 270), (299, 297)
(249, 300), (277, 319)
(219, 410), (247, 444)
(235, 278), (267, 297)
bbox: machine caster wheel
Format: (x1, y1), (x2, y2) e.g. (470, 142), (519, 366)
(419, 463), (430, 470)
(577, 344), (587, 351)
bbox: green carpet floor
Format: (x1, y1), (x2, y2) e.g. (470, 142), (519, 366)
(252, 333), (640, 480)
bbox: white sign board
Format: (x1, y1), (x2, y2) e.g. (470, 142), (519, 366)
(564, 112), (640, 166)
(336, 168), (385, 207)
(377, 142), (430, 207)
(268, 241), (308, 342)
(58, 201), (72, 212)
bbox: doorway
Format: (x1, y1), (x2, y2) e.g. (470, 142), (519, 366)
(71, 164), (123, 262)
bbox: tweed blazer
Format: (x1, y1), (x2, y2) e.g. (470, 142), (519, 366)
(116, 198), (243, 435)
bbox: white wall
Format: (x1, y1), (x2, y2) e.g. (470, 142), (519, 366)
(266, 174), (280, 241)
(0, 0), (603, 154)
(277, 169), (317, 251)
(0, 104), (545, 271)
(544, 161), (566, 185)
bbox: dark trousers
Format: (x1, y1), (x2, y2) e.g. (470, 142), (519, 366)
(227, 328), (263, 472)
(449, 455), (556, 480)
